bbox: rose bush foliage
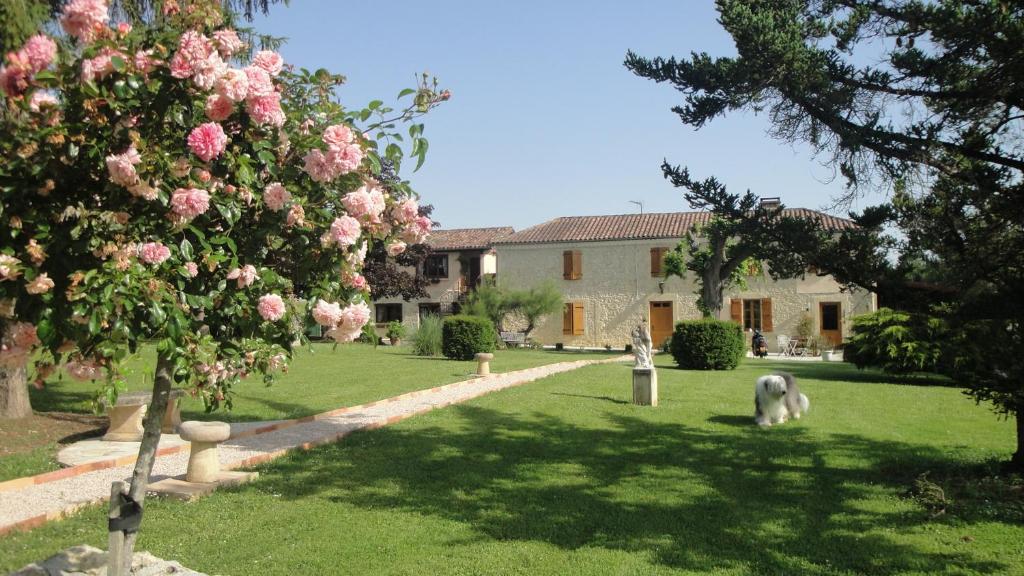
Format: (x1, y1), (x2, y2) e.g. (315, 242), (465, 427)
(0, 0), (443, 409)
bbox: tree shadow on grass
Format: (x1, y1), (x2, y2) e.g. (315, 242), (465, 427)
(706, 414), (754, 427)
(250, 405), (1010, 575)
(549, 392), (630, 405)
(765, 361), (955, 388)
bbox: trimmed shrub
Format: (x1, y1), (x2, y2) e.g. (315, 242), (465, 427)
(844, 308), (947, 374)
(442, 315), (497, 360)
(412, 314), (444, 357)
(670, 319), (744, 370)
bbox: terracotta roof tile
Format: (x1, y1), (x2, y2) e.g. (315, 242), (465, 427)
(426, 227), (515, 251)
(494, 209), (855, 245)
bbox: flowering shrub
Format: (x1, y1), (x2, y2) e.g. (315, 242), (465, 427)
(0, 0), (446, 411)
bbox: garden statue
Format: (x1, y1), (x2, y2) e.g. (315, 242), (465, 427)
(631, 322), (654, 369)
(631, 321), (657, 406)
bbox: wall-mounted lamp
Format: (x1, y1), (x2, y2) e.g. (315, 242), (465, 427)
(658, 281), (665, 294)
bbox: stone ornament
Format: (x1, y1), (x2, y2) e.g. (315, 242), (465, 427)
(631, 322), (654, 369)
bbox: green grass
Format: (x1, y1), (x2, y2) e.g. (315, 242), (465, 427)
(29, 344), (618, 422)
(0, 448), (59, 483)
(2, 357), (1021, 575)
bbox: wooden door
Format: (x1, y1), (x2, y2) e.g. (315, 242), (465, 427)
(649, 301), (674, 348)
(819, 302), (842, 347)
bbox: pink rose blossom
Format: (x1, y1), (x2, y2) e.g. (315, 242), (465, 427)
(303, 149), (332, 183)
(187, 122), (228, 163)
(0, 255), (22, 281)
(128, 181), (158, 200)
(311, 299), (343, 327)
(204, 94), (233, 122)
(226, 264), (258, 288)
(286, 204), (305, 227)
(345, 242), (368, 269)
(29, 92), (58, 112)
(349, 274), (368, 290)
(263, 182), (291, 212)
(117, 21), (131, 35)
(342, 183), (386, 223)
(170, 187), (210, 220)
(257, 294), (286, 321)
(386, 241), (407, 256)
(25, 273), (54, 295)
(133, 49), (156, 74)
(243, 65), (273, 97)
(252, 50), (284, 76)
(171, 157), (191, 178)
(1, 322), (39, 367)
(178, 30), (213, 64)
(401, 215), (433, 245)
(60, 0), (109, 43)
(245, 93), (285, 127)
(328, 216), (361, 248)
(392, 198), (419, 224)
(21, 35), (57, 74)
(81, 49), (123, 83)
(215, 68), (248, 102)
(212, 29), (244, 57)
(192, 53), (226, 90)
(0, 65), (29, 98)
(65, 358), (103, 381)
(322, 124), (354, 147)
(329, 302), (371, 342)
(139, 242), (171, 264)
(169, 52), (192, 78)
(325, 143), (364, 176)
(105, 146), (141, 187)
(185, 262), (199, 277)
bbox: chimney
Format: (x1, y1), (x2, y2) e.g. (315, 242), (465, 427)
(760, 197), (781, 209)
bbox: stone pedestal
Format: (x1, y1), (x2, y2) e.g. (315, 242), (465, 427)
(475, 352), (494, 376)
(632, 368), (658, 407)
(160, 390), (185, 434)
(103, 404), (147, 442)
(178, 421), (231, 483)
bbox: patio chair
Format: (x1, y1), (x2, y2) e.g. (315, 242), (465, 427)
(777, 335), (791, 356)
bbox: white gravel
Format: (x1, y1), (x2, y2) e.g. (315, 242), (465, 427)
(1, 355), (627, 531)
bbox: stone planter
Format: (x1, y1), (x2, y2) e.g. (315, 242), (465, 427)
(632, 368), (658, 406)
(822, 351), (834, 362)
(389, 337), (401, 346)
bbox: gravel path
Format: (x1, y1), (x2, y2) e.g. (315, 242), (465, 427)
(0, 355), (627, 533)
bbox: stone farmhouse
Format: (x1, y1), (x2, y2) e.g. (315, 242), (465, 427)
(371, 227), (514, 329)
(492, 210), (876, 352)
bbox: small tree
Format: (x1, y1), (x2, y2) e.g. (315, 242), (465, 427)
(504, 281), (562, 339)
(0, 0), (443, 566)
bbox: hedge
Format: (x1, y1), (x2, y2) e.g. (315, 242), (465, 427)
(442, 315), (497, 360)
(669, 319), (745, 370)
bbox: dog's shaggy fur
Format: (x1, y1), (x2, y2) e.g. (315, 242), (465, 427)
(754, 372), (809, 426)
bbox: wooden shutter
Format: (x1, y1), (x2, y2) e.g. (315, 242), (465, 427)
(563, 251), (573, 280)
(572, 302), (585, 335)
(761, 298), (773, 332)
(729, 299), (742, 323)
(562, 303), (573, 334)
(650, 248), (666, 276)
(572, 250), (582, 280)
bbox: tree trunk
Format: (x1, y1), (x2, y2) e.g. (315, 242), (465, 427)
(0, 363), (31, 419)
(1013, 410), (1024, 471)
(700, 270), (723, 319)
(108, 352), (174, 574)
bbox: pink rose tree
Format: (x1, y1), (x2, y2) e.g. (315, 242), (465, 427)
(0, 0), (446, 564)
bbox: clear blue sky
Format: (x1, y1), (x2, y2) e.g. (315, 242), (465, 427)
(253, 0), (881, 231)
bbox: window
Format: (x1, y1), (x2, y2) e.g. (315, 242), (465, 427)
(423, 254), (449, 278)
(418, 303), (441, 321)
(562, 250), (582, 280)
(375, 303), (403, 323)
(562, 302), (584, 335)
(650, 247), (669, 276)
(730, 298), (773, 332)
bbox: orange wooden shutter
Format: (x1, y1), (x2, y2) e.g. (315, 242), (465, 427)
(572, 250), (582, 279)
(651, 248), (664, 276)
(761, 298), (773, 332)
(563, 251), (573, 280)
(562, 303), (572, 334)
(729, 299), (742, 323)
(572, 303), (585, 335)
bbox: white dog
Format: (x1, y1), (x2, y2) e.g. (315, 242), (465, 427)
(755, 372), (809, 427)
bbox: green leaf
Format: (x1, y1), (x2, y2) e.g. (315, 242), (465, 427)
(111, 56), (126, 72)
(257, 149), (276, 167)
(397, 88), (416, 99)
(180, 238), (194, 260)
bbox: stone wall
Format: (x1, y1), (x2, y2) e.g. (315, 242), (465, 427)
(495, 239), (876, 350)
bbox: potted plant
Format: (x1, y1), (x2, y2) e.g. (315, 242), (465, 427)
(386, 321), (407, 346)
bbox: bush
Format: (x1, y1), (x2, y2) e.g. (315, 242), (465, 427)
(844, 308), (947, 374)
(386, 320), (407, 340)
(442, 315), (497, 360)
(412, 315), (444, 357)
(669, 319), (744, 370)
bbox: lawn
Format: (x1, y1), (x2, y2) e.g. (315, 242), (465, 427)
(2, 356), (1021, 575)
(0, 345), (616, 482)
